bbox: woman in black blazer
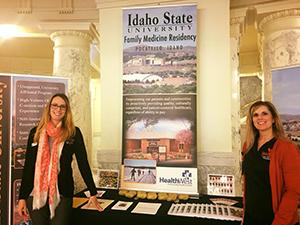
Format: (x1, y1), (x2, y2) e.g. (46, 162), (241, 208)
(18, 93), (102, 225)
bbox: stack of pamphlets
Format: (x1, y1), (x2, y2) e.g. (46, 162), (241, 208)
(167, 203), (242, 221)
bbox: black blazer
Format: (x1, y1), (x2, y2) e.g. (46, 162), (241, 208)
(19, 126), (97, 199)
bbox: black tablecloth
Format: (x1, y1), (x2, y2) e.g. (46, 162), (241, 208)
(71, 189), (243, 225)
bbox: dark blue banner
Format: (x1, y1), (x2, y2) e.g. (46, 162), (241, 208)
(0, 75), (11, 225)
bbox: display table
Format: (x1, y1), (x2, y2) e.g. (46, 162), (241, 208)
(71, 189), (243, 225)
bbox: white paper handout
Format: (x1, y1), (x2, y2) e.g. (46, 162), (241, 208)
(111, 201), (133, 211)
(131, 202), (161, 215)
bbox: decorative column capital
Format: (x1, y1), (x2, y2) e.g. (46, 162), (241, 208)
(50, 30), (93, 48)
(259, 8), (300, 35)
(258, 8), (300, 101)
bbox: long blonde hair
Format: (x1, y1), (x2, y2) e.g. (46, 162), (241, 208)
(34, 93), (76, 143)
(244, 101), (286, 153)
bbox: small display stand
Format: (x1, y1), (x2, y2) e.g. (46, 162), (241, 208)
(207, 174), (235, 196)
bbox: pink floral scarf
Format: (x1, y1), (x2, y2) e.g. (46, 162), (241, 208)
(32, 122), (64, 219)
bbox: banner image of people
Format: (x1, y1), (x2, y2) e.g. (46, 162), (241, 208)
(272, 66), (300, 149)
(0, 74), (68, 225)
(121, 5), (198, 194)
(124, 159), (156, 184)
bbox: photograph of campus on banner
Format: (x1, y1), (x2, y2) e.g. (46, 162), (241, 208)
(122, 5), (197, 169)
(272, 66), (300, 149)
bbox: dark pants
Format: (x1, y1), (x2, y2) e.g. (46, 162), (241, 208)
(26, 196), (72, 225)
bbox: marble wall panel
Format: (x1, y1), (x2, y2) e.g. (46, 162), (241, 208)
(240, 76), (262, 118)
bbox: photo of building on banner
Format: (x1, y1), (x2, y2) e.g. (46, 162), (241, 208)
(121, 5), (198, 195)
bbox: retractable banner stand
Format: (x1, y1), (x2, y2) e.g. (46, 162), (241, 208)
(272, 66), (300, 148)
(121, 5), (198, 195)
(0, 76), (12, 225)
(0, 74), (68, 225)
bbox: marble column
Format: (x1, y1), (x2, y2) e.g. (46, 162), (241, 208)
(259, 9), (300, 100)
(50, 30), (93, 192)
(195, 17), (244, 196)
(230, 17), (243, 196)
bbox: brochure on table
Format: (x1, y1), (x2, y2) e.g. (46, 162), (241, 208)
(168, 203), (243, 221)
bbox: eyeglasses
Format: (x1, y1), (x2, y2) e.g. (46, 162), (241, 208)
(51, 103), (66, 111)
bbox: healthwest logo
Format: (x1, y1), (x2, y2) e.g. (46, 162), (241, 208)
(159, 170), (192, 186)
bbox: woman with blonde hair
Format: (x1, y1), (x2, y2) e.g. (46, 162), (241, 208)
(242, 100), (300, 225)
(18, 93), (102, 225)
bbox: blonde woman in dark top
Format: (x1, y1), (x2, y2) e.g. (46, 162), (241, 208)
(242, 101), (300, 225)
(18, 93), (103, 225)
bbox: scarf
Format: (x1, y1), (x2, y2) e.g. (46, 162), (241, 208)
(32, 122), (64, 219)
